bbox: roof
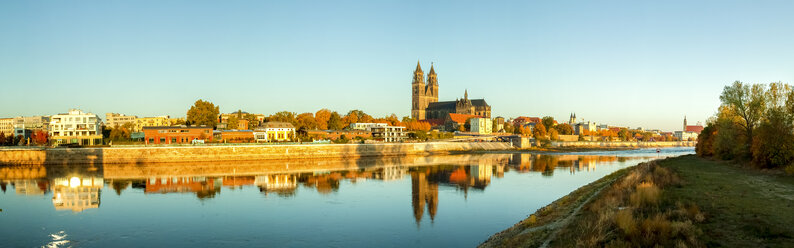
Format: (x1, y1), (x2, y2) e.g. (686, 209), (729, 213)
(423, 119), (445, 126)
(513, 116), (541, 124)
(685, 125), (704, 134)
(447, 113), (481, 124)
(261, 122), (295, 129)
(142, 126), (211, 130)
(426, 99), (490, 111)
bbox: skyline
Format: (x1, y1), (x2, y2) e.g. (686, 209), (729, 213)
(2, 1), (794, 131)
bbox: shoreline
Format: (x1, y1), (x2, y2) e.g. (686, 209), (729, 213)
(480, 155), (794, 247)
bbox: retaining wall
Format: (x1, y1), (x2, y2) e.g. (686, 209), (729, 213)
(0, 142), (513, 165)
(550, 141), (696, 148)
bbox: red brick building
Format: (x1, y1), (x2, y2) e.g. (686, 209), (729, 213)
(143, 126), (213, 145)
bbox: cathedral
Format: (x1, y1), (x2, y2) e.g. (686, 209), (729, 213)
(411, 61), (491, 120)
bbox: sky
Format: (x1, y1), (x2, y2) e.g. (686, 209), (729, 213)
(1, 1), (793, 131)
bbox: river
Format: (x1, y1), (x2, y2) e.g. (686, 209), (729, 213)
(0, 147), (694, 247)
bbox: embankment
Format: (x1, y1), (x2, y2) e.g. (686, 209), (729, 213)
(551, 141), (695, 148)
(0, 142), (513, 165)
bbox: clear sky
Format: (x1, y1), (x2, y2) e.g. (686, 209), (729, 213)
(2, 1), (793, 131)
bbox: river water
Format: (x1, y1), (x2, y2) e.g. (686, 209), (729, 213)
(0, 147), (694, 247)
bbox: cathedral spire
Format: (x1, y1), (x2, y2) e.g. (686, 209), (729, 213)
(464, 89), (468, 100)
(429, 62), (435, 75)
(415, 60), (422, 72)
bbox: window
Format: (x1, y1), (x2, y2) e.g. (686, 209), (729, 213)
(160, 138), (165, 144)
(171, 138), (177, 143)
(149, 138), (154, 144)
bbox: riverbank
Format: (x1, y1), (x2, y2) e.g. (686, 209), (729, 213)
(481, 155), (794, 247)
(0, 142), (513, 165)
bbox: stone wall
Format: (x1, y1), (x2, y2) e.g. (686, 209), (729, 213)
(0, 142), (513, 165)
(550, 141), (695, 148)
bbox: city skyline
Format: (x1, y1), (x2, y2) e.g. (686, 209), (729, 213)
(2, 1), (794, 131)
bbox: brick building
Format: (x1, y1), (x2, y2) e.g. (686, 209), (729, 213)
(143, 126), (213, 145)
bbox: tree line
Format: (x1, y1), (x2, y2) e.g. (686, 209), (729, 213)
(697, 81), (794, 171)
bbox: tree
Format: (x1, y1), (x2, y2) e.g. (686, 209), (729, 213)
(533, 123), (547, 138)
(0, 132), (5, 146)
(328, 111), (343, 130)
(404, 120), (431, 131)
(554, 123), (573, 135)
(719, 81), (766, 158)
(504, 123), (515, 134)
(542, 116), (555, 130)
(548, 128), (559, 141)
(315, 109), (331, 130)
(617, 128), (630, 141)
(296, 112), (317, 130)
(187, 99), (219, 128)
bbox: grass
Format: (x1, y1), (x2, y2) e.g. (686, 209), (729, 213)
(659, 155), (794, 247)
(482, 155), (794, 247)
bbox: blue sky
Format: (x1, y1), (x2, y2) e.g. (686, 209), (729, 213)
(1, 1), (793, 131)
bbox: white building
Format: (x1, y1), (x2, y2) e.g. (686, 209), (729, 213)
(469, 118), (493, 134)
(371, 126), (406, 142)
(349, 122), (387, 131)
(49, 109), (103, 146)
(105, 113), (137, 128)
(674, 131), (698, 141)
(575, 121), (597, 135)
(254, 122), (296, 142)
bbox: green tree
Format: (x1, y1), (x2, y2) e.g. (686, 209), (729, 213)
(719, 81), (766, 158)
(270, 111), (297, 125)
(554, 123), (573, 135)
(541, 116), (555, 130)
(186, 99), (219, 128)
(504, 123), (515, 134)
(226, 115), (239, 130)
(328, 111), (343, 130)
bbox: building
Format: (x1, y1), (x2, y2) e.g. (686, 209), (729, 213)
(143, 126), (213, 145)
(10, 116), (50, 139)
(469, 118), (493, 134)
(307, 130), (372, 141)
(411, 62), (491, 120)
(371, 126), (406, 142)
(512, 116), (541, 127)
(676, 116), (704, 141)
(49, 109), (103, 146)
(134, 116), (171, 132)
(216, 130), (254, 143)
(568, 113), (577, 124)
(254, 122), (295, 142)
(0, 118), (13, 137)
(349, 122), (387, 131)
(493, 117), (505, 132)
(574, 121), (598, 135)
(445, 113), (480, 131)
(105, 113), (137, 128)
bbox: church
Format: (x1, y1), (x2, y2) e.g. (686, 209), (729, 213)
(411, 61), (491, 121)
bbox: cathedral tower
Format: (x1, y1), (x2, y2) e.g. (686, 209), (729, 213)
(411, 61), (439, 120)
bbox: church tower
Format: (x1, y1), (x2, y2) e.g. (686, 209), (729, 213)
(427, 63), (439, 102)
(683, 116), (687, 131)
(412, 61), (426, 120)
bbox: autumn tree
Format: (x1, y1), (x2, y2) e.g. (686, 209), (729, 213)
(315, 109), (331, 130)
(548, 128), (559, 141)
(617, 128), (631, 141)
(533, 123), (547, 138)
(186, 99), (219, 128)
(31, 130), (49, 145)
(296, 112), (317, 130)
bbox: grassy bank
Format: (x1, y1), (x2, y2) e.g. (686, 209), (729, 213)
(481, 155), (794, 247)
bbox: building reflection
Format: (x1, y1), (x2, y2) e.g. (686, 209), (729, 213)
(52, 176), (103, 212)
(0, 152), (642, 221)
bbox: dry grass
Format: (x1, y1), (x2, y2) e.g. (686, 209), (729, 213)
(552, 160), (704, 247)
